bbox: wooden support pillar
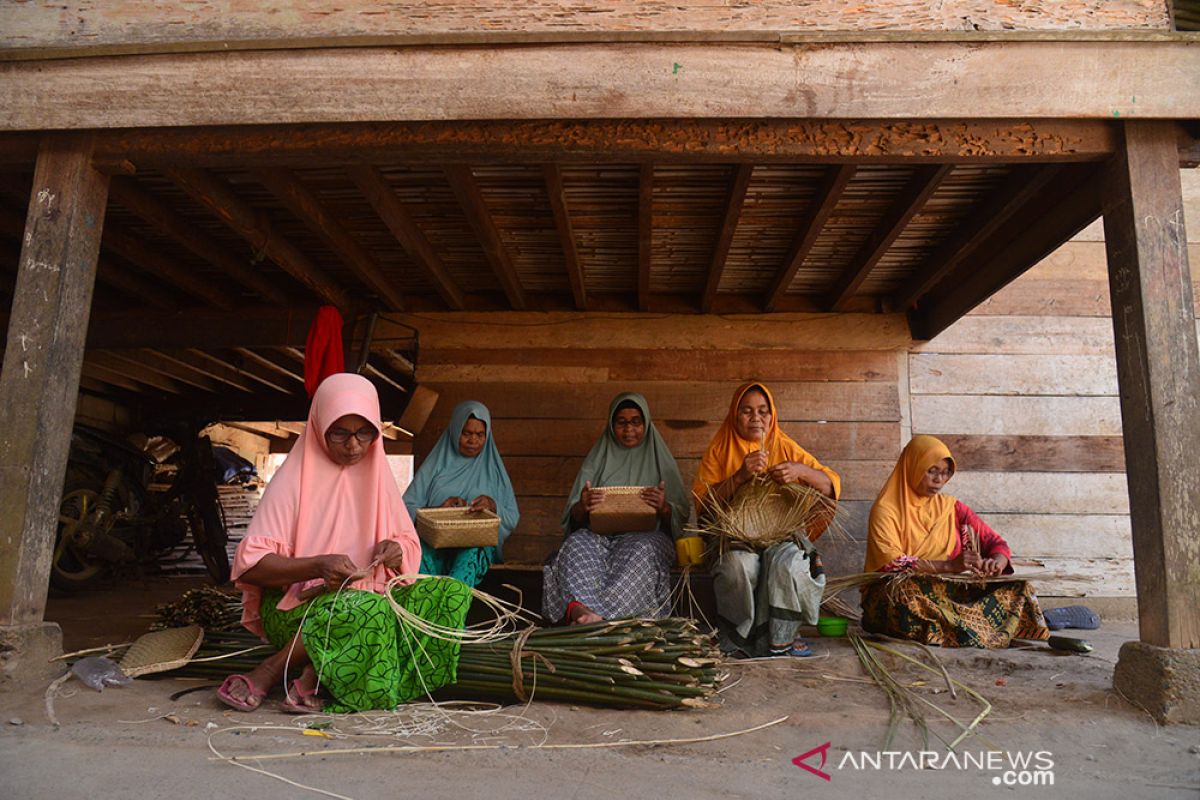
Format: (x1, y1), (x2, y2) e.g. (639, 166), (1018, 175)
(0, 137), (108, 680)
(1102, 121), (1200, 650)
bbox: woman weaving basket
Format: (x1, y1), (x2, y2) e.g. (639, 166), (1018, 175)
(403, 401), (520, 587)
(219, 374), (472, 713)
(542, 392), (691, 625)
(861, 435), (1050, 648)
(694, 383), (840, 658)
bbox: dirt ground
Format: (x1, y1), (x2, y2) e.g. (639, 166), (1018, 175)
(1, 578), (1198, 800)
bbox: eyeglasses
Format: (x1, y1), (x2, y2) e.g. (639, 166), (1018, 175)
(925, 467), (953, 480)
(327, 426), (378, 445)
(613, 418), (645, 429)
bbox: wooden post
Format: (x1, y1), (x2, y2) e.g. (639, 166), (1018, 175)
(0, 136), (109, 630)
(1102, 121), (1200, 649)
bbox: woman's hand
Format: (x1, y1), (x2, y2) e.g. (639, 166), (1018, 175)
(314, 554), (362, 591)
(581, 481), (606, 513)
(736, 450), (769, 482)
(767, 460), (804, 485)
(468, 495), (497, 514)
(640, 481), (669, 514)
(440, 496), (468, 508)
(976, 554), (1008, 577)
(373, 540), (407, 572)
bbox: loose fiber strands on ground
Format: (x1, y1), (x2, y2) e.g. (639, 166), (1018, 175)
(691, 476), (845, 551)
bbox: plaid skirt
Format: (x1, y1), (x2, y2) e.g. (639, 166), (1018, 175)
(860, 574), (1050, 648)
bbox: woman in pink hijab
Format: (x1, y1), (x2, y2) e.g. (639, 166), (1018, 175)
(218, 374), (472, 713)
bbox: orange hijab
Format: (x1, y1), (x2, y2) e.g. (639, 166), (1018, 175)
(864, 435), (958, 572)
(693, 382), (841, 539)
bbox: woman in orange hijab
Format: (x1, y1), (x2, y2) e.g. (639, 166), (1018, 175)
(861, 435), (1048, 648)
(694, 383), (840, 657)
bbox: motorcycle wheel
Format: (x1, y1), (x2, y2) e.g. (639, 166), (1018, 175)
(52, 484), (108, 591)
(186, 495), (231, 585)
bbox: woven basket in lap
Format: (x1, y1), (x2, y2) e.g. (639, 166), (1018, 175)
(119, 624), (204, 678)
(590, 486), (657, 535)
(416, 507), (501, 549)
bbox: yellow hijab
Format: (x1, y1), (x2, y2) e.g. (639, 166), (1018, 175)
(693, 382), (841, 539)
(864, 435), (958, 572)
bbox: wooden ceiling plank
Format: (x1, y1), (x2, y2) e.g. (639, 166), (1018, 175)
(232, 347), (304, 384)
(164, 167), (350, 310)
(100, 226), (233, 310)
(253, 167), (405, 310)
(891, 165), (1063, 309)
(909, 166), (1104, 340)
(379, 348), (415, 378)
(701, 163), (754, 312)
(220, 421), (292, 441)
(130, 349), (222, 392)
(637, 163), (655, 312)
(108, 176), (288, 304)
(826, 164), (953, 312)
(81, 361), (142, 393)
(362, 361), (408, 393)
(153, 349), (255, 393)
(763, 165), (856, 312)
(348, 165), (465, 310)
(443, 164), (526, 310)
(187, 348), (294, 395)
(90, 351), (184, 394)
(542, 164), (587, 310)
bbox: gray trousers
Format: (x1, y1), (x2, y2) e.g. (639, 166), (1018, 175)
(712, 539), (826, 655)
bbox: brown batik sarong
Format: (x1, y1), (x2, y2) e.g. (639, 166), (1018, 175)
(860, 574), (1049, 648)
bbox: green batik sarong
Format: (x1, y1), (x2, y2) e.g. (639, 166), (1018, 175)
(260, 576), (472, 712)
(419, 543), (497, 588)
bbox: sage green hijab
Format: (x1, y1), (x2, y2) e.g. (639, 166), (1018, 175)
(561, 392), (691, 539)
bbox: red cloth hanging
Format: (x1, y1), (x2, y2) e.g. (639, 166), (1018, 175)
(303, 306), (345, 398)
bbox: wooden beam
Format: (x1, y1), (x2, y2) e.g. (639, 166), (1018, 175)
(542, 164), (586, 310)
(892, 166), (1062, 310)
(909, 166), (1104, 340)
(130, 349), (222, 393)
(1102, 121), (1200, 650)
(363, 361), (408, 393)
(101, 225), (234, 309)
(164, 167), (350, 309)
(0, 43), (1194, 130)
(826, 164), (952, 311)
(701, 164), (753, 313)
(379, 348), (415, 378)
(221, 421), (293, 441)
(107, 176), (287, 304)
(152, 349), (255, 393)
(763, 165), (855, 312)
(253, 167), (405, 310)
(0, 135), (109, 627)
(348, 165), (465, 310)
(189, 349), (294, 395)
(444, 165), (525, 310)
(637, 164), (654, 312)
(82, 361), (142, 393)
(232, 347), (304, 384)
(89, 351), (185, 394)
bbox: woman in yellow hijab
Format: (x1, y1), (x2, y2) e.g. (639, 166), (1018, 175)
(862, 435), (1048, 648)
(694, 382), (840, 657)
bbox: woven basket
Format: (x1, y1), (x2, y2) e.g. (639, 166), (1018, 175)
(119, 624), (204, 678)
(416, 507), (500, 549)
(590, 486), (658, 535)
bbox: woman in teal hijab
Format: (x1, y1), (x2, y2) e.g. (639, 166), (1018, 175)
(542, 392), (691, 624)
(403, 401), (520, 587)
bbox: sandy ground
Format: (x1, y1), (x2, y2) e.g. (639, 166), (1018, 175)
(1, 579), (1197, 800)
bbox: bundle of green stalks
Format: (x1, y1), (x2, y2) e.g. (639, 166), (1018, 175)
(823, 570), (1070, 606)
(694, 475), (843, 550)
(162, 619), (726, 711)
(152, 586), (243, 632)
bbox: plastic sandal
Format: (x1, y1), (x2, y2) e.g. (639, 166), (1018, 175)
(769, 638), (814, 658)
(1043, 606), (1100, 631)
(216, 674), (266, 712)
(280, 677), (324, 714)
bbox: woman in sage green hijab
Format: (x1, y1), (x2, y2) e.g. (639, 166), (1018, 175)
(542, 392), (691, 624)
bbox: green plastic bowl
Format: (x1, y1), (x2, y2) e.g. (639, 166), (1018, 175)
(817, 615), (849, 637)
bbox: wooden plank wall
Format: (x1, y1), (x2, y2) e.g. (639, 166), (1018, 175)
(410, 315), (911, 576)
(908, 169), (1200, 599)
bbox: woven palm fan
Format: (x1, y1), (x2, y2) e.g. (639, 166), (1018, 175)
(699, 475), (840, 549)
(118, 624), (204, 678)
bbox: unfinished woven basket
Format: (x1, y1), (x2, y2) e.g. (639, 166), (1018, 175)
(590, 486), (658, 535)
(119, 624), (204, 678)
(416, 507), (501, 549)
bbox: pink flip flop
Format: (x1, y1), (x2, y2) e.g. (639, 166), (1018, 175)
(280, 678), (324, 714)
(217, 674), (266, 712)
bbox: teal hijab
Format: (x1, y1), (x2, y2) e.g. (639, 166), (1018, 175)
(404, 401), (520, 548)
(561, 392), (690, 539)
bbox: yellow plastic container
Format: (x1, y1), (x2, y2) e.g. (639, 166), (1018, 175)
(675, 536), (706, 567)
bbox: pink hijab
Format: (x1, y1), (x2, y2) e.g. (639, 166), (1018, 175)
(232, 373), (421, 637)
